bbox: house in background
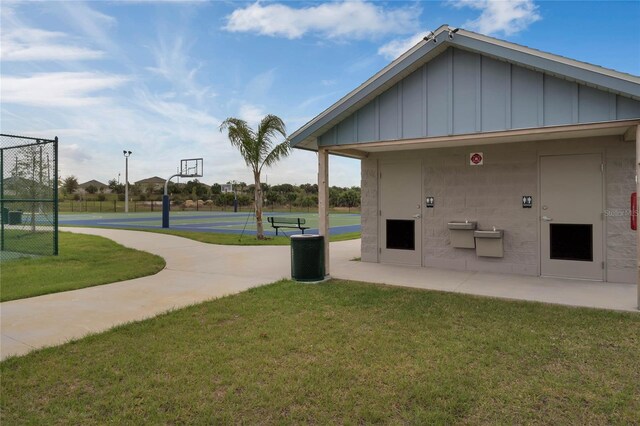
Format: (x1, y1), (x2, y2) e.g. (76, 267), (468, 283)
(290, 25), (640, 305)
(78, 179), (109, 193)
(135, 176), (166, 193)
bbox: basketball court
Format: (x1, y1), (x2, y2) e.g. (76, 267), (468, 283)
(59, 211), (361, 236)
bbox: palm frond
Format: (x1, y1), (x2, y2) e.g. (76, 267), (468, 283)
(257, 115), (286, 155)
(220, 118), (259, 171)
(260, 140), (291, 172)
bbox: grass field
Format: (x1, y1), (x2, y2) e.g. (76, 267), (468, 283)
(2, 280), (638, 423)
(120, 229), (361, 245)
(1, 232), (165, 302)
(59, 211), (361, 237)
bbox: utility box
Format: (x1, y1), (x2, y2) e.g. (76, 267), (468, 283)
(291, 234), (325, 282)
(474, 230), (504, 258)
(7, 211), (23, 225)
(448, 221), (477, 248)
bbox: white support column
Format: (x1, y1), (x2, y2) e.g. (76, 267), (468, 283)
(318, 148), (330, 277)
(636, 124), (640, 310)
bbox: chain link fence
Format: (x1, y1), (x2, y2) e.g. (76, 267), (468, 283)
(1, 134), (58, 260)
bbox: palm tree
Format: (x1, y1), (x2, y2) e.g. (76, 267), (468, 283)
(220, 114), (290, 239)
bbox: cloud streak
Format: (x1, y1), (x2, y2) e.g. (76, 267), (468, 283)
(377, 31), (433, 60)
(451, 0), (541, 36)
(1, 28), (105, 61)
(379, 1), (541, 60)
(2, 72), (129, 107)
(224, 0), (419, 40)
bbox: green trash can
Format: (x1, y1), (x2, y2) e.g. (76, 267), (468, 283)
(8, 211), (23, 225)
(291, 234), (325, 282)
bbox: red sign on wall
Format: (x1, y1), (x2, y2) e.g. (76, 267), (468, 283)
(469, 152), (483, 166)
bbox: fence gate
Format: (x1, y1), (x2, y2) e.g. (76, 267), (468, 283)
(1, 134), (59, 260)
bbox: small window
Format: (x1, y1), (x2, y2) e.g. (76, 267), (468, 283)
(386, 220), (415, 250)
(550, 224), (593, 262)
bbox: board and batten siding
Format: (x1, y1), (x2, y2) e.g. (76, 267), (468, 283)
(317, 47), (640, 147)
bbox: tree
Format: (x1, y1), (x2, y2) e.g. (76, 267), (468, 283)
(63, 176), (79, 195)
(220, 115), (290, 239)
(108, 179), (124, 194)
(86, 184), (98, 194)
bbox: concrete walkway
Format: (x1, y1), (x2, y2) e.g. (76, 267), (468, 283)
(1, 228), (637, 360)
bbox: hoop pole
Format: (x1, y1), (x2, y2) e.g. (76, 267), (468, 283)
(162, 174), (180, 228)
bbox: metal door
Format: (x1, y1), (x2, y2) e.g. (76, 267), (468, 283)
(540, 154), (604, 280)
(379, 161), (422, 265)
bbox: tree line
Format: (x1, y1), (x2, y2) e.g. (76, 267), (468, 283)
(59, 176), (361, 209)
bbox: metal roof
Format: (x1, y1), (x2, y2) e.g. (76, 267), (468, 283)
(290, 25), (640, 150)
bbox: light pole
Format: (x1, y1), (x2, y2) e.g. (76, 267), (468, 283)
(123, 150), (132, 213)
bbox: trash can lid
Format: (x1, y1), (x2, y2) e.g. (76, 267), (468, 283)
(290, 234), (322, 239)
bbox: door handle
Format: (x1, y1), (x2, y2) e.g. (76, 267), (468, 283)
(412, 214), (422, 219)
(542, 216), (553, 221)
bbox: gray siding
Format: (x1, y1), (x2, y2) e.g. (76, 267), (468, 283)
(318, 47), (640, 147)
(426, 52), (449, 137)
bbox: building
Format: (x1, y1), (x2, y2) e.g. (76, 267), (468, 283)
(78, 179), (109, 193)
(289, 25), (640, 304)
(135, 176), (166, 192)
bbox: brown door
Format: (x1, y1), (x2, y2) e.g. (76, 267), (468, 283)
(540, 154), (604, 280)
(379, 161), (422, 265)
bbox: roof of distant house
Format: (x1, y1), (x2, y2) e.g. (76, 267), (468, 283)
(135, 176), (166, 185)
(79, 179), (108, 188)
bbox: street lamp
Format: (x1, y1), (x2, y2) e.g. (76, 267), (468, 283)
(123, 150), (132, 212)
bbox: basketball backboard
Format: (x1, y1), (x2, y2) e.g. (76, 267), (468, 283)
(180, 158), (203, 177)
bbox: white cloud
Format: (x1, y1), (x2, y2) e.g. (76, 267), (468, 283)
(378, 1), (541, 60)
(2, 72), (129, 107)
(135, 89), (220, 127)
(224, 0), (419, 40)
(0, 10), (105, 62)
(146, 36), (214, 102)
(451, 0), (541, 35)
(377, 30), (433, 60)
(238, 103), (265, 126)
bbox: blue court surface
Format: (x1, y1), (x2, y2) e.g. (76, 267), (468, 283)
(59, 211), (361, 236)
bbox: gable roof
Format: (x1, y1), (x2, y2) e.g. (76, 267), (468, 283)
(290, 24), (640, 150)
(79, 179), (107, 188)
(135, 176), (166, 185)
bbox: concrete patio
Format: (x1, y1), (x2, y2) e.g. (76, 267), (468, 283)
(1, 228), (637, 360)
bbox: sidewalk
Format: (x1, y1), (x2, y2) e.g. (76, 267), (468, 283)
(2, 228), (637, 360)
(1, 228), (293, 360)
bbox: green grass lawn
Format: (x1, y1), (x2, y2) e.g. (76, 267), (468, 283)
(63, 227), (361, 245)
(2, 280), (638, 423)
(0, 232), (165, 302)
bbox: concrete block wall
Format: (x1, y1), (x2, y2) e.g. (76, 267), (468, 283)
(605, 141), (637, 283)
(360, 158), (378, 262)
(421, 143), (539, 276)
(360, 135), (637, 283)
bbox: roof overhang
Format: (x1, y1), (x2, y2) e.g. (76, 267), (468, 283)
(322, 120), (640, 158)
(290, 25), (640, 152)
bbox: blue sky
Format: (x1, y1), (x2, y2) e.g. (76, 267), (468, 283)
(2, 0), (639, 187)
